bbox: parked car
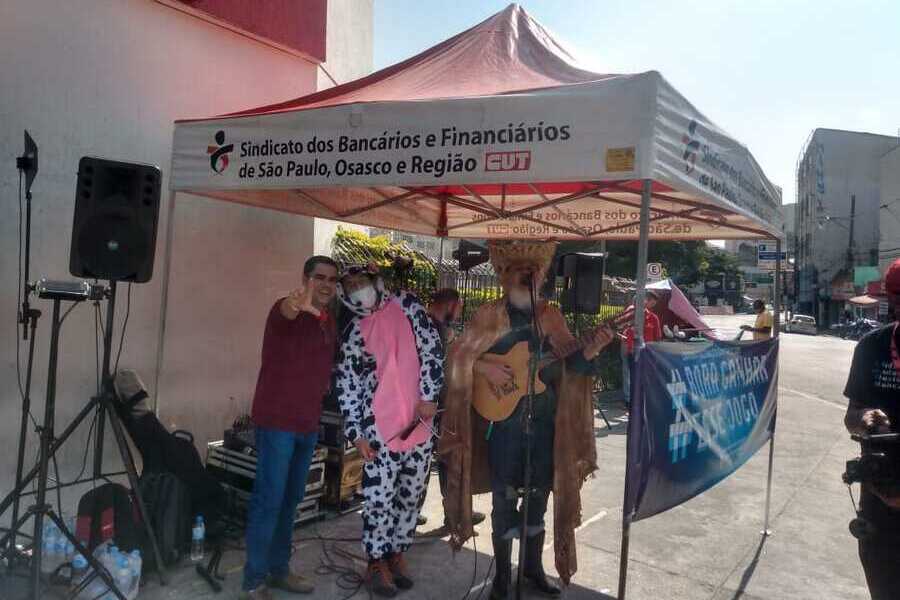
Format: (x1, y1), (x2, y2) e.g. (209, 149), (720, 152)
(785, 314), (817, 335)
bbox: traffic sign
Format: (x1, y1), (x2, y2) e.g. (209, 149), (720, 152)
(647, 262), (663, 282)
(757, 242), (786, 269)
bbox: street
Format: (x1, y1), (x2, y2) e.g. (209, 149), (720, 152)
(126, 313), (867, 600)
(526, 313), (866, 600)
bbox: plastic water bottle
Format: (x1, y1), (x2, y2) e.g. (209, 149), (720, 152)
(191, 516), (205, 562)
(53, 536), (68, 579)
(105, 545), (120, 577)
(40, 529), (57, 576)
(85, 542), (111, 599)
(114, 556), (132, 598)
(70, 554), (88, 598)
(127, 550), (142, 600)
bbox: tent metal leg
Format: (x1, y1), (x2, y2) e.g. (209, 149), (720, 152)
(774, 240), (782, 334)
(153, 191), (178, 415)
(762, 238), (781, 536)
(762, 435), (775, 536)
(633, 179), (652, 341)
(617, 178), (652, 600)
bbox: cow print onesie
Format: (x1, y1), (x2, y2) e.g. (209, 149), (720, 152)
(335, 283), (444, 560)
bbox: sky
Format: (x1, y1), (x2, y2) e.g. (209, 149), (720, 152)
(374, 0), (900, 207)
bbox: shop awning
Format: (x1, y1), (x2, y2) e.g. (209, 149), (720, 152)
(848, 295), (879, 307)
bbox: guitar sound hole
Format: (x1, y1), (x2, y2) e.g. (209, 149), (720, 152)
(489, 377), (519, 399)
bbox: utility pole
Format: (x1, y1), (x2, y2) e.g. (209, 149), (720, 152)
(847, 193), (856, 268)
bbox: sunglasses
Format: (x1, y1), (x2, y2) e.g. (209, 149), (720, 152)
(341, 264), (377, 278)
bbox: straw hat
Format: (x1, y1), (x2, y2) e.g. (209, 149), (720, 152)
(488, 240), (557, 275)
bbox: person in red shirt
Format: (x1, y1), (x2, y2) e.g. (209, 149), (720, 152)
(242, 256), (339, 600)
(619, 289), (662, 405)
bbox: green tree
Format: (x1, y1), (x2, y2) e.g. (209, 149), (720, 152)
(603, 240), (740, 286)
(331, 228), (437, 301)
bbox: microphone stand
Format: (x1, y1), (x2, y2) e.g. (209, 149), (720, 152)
(6, 142), (42, 565)
(515, 275), (543, 599)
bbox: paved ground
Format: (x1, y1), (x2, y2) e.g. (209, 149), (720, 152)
(10, 314), (869, 599)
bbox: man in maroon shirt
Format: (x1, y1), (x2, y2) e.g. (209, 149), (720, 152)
(242, 256), (339, 600)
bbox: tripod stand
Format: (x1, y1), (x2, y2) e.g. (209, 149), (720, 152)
(0, 282), (168, 599)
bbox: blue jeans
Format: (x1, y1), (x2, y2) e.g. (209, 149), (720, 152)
(242, 427), (317, 591)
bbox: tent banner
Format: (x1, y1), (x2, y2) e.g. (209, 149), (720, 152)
(171, 76), (654, 192)
(624, 338), (777, 522)
(170, 71), (782, 239)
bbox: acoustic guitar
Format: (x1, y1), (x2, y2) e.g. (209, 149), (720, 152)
(472, 308), (635, 422)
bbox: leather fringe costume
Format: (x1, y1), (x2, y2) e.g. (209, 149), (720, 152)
(438, 298), (597, 585)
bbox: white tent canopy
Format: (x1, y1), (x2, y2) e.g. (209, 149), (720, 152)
(170, 4), (783, 242)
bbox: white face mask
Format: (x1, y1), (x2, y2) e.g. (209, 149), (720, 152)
(349, 285), (378, 309)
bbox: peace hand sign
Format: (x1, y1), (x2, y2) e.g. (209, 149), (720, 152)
(283, 284), (320, 319)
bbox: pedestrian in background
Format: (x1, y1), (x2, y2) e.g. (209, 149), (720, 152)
(620, 289), (662, 404)
(741, 299), (773, 340)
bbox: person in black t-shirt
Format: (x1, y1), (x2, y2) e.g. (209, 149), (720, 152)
(844, 258), (900, 600)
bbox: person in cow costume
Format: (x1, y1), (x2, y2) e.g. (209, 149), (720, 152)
(335, 264), (444, 597)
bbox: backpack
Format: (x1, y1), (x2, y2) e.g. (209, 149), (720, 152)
(120, 406), (225, 536)
(75, 483), (142, 553)
(138, 471), (192, 569)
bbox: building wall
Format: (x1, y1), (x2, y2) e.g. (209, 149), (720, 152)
(880, 147), (900, 273)
(0, 0), (372, 517)
(781, 203), (796, 255)
(795, 129), (898, 324)
(173, 0), (328, 61)
(313, 0), (375, 253)
(318, 0), (374, 90)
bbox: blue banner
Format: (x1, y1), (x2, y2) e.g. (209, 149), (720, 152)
(624, 338), (778, 521)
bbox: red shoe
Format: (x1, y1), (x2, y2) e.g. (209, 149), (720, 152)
(387, 553), (414, 590)
(367, 559), (398, 597)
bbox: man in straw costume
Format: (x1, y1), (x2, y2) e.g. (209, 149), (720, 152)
(439, 240), (614, 598)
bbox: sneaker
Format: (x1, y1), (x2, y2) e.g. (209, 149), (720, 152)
(367, 559), (398, 597)
(387, 553), (414, 590)
(239, 584), (274, 600)
(270, 572), (315, 594)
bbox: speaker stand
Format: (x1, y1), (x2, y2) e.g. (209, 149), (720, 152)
(0, 283), (169, 597)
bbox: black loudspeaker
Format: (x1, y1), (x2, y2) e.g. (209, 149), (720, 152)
(559, 252), (606, 314)
(452, 240), (490, 271)
(70, 157), (161, 283)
